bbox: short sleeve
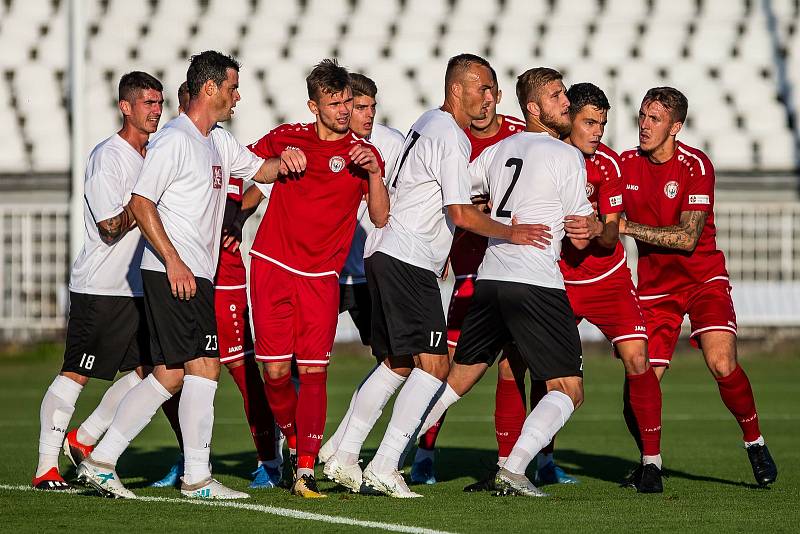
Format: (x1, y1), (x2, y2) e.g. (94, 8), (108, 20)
(252, 181), (273, 200)
(467, 147), (491, 197)
(596, 151), (624, 215)
(559, 150), (594, 217)
(681, 152), (715, 212)
(84, 162), (126, 223)
(132, 133), (182, 204)
(228, 137), (264, 182)
(440, 133), (472, 207)
(248, 128), (282, 159)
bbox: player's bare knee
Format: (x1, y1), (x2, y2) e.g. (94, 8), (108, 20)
(417, 353), (450, 380)
(225, 359), (245, 372)
(298, 365), (327, 375)
(546, 376), (583, 409)
(618, 341), (649, 375)
(264, 361), (292, 380)
(705, 352), (737, 379)
(185, 356), (221, 381)
(60, 371), (89, 387)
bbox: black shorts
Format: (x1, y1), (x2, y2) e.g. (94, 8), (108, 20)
(62, 292), (152, 381)
(365, 252), (448, 358)
(142, 269), (218, 366)
(339, 282), (372, 346)
(454, 280), (583, 381)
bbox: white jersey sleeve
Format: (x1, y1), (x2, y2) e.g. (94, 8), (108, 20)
(84, 153), (127, 223)
(132, 131), (183, 204)
(212, 125), (265, 181)
(467, 143), (494, 197)
(555, 148), (594, 217)
(439, 132), (472, 207)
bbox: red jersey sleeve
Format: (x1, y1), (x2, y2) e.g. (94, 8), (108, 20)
(248, 127), (285, 159)
(679, 146), (715, 213)
(595, 146), (625, 215)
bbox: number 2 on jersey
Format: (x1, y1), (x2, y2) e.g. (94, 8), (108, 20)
(391, 131), (421, 188)
(496, 158), (523, 218)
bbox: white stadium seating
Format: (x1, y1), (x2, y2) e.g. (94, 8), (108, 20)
(0, 0), (796, 174)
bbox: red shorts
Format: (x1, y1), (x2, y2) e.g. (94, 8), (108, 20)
(446, 275), (476, 347)
(639, 278), (738, 367)
(250, 258), (339, 367)
(565, 265), (648, 348)
(214, 285), (254, 364)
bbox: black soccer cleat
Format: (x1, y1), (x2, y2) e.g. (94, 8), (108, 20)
(463, 465), (499, 492)
(635, 463), (663, 494)
(620, 464), (643, 489)
(747, 444), (777, 487)
(280, 453), (298, 489)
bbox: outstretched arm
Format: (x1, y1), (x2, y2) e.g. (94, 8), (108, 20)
(620, 210), (707, 252)
(97, 204), (137, 245)
(448, 204), (552, 248)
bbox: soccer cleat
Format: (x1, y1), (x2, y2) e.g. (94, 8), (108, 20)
(150, 455), (184, 488)
(323, 456), (363, 493)
(280, 453), (298, 489)
(32, 467), (71, 491)
(250, 463), (282, 489)
(635, 463), (663, 494)
(535, 461), (579, 485)
(291, 474), (327, 498)
(181, 477), (249, 500)
(76, 458), (135, 499)
(317, 439), (335, 465)
(746, 443), (778, 487)
(620, 464), (643, 489)
(62, 429), (93, 468)
(410, 457), (436, 485)
(494, 467), (548, 497)
(363, 465), (422, 498)
(463, 465), (499, 492)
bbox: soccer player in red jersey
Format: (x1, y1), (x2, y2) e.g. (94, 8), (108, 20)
(409, 67), (526, 485)
(248, 59), (389, 498)
(620, 87), (777, 487)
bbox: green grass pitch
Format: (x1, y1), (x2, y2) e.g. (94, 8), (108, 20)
(1, 343), (798, 532)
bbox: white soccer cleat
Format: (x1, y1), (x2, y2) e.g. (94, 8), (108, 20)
(180, 477), (250, 500)
(363, 464), (422, 498)
(76, 458), (136, 499)
(494, 467), (548, 497)
(317, 439), (335, 465)
(324, 456), (363, 493)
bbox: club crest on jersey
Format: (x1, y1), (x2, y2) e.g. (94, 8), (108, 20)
(664, 180), (679, 199)
(212, 166), (223, 189)
(329, 155), (346, 173)
(585, 182), (595, 198)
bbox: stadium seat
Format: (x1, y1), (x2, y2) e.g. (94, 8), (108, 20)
(757, 131), (796, 170)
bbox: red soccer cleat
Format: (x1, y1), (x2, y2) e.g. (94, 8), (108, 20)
(32, 467), (70, 491)
(62, 428), (94, 468)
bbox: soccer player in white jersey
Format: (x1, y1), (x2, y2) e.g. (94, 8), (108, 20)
(32, 72), (164, 491)
(325, 54), (550, 498)
(415, 67), (602, 497)
(76, 51), (282, 500)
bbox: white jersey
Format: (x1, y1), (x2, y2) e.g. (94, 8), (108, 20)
(470, 132), (593, 290)
(341, 123), (405, 285)
(364, 109), (472, 275)
(69, 134), (146, 297)
(133, 115), (263, 281)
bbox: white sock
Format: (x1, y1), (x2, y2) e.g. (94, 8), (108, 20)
(297, 467), (314, 478)
(180, 375), (218, 485)
(77, 372), (142, 445)
(37, 376), (83, 477)
(537, 452), (554, 470)
(497, 456), (507, 468)
(335, 362), (406, 466)
(370, 368), (443, 474)
(504, 391), (575, 475)
(745, 435), (765, 448)
(418, 384), (460, 436)
(327, 390), (358, 455)
(642, 454), (663, 469)
(91, 374), (171, 466)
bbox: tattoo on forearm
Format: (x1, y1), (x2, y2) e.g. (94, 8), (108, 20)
(624, 210), (706, 251)
(97, 210), (130, 245)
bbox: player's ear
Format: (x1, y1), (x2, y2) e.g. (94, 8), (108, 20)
(450, 81), (463, 99)
(669, 121), (683, 137)
(496, 89), (503, 105)
(203, 79), (217, 97)
(307, 99), (319, 116)
(526, 100), (540, 119)
(118, 99), (132, 117)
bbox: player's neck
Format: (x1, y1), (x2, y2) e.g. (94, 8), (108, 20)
(646, 137), (677, 164)
(315, 120), (348, 142)
(563, 136), (592, 159)
(117, 124), (149, 156)
(470, 114), (503, 139)
(440, 100), (471, 129)
(185, 101), (218, 137)
(526, 116), (559, 138)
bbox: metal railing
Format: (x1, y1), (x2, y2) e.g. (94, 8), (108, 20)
(2, 201), (799, 340)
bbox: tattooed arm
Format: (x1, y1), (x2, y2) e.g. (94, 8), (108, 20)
(619, 210), (707, 252)
(97, 204), (136, 245)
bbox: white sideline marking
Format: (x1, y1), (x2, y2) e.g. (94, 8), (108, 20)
(0, 484), (456, 534)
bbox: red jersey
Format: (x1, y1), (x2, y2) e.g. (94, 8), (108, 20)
(621, 141), (728, 296)
(248, 123), (384, 277)
(450, 115), (526, 277)
(214, 176), (247, 287)
(559, 143), (627, 283)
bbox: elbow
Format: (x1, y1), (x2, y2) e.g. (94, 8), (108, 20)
(370, 212), (389, 229)
(570, 238), (591, 250)
(448, 205), (467, 229)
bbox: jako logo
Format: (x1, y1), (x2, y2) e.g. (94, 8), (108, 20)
(626, 184), (639, 191)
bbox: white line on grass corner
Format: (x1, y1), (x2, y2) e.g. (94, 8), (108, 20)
(0, 484), (456, 534)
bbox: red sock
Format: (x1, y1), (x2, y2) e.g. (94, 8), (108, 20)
(419, 412), (447, 450)
(715, 364), (761, 442)
(626, 367), (662, 456)
(264, 371), (298, 450)
(296, 371), (327, 460)
(161, 390), (183, 452)
(622, 379), (643, 454)
(228, 360), (277, 462)
(495, 378), (526, 458)
(530, 380), (555, 455)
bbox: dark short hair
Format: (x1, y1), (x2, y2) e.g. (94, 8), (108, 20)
(118, 71), (162, 103)
(349, 73), (377, 99)
(186, 50), (240, 97)
(177, 81), (189, 109)
(566, 82), (610, 119)
(444, 53), (492, 92)
(642, 86), (688, 123)
(306, 59), (351, 102)
(516, 67), (563, 119)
